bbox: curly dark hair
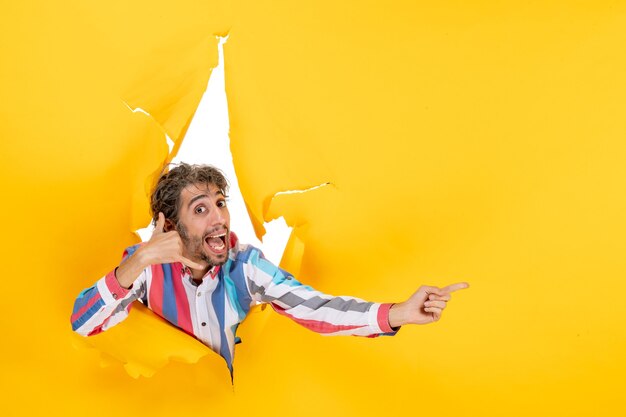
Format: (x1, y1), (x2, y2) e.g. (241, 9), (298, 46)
(150, 163), (229, 225)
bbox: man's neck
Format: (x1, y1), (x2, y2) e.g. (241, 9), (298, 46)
(191, 267), (209, 282)
(190, 264), (221, 283)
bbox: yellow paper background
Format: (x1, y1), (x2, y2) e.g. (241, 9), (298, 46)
(1, 1), (625, 416)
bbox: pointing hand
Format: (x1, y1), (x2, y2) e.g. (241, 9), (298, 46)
(388, 282), (469, 327)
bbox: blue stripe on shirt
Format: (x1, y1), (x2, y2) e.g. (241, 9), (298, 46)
(249, 249), (315, 290)
(212, 272), (233, 374)
(234, 245), (257, 263)
(161, 263), (178, 326)
(223, 275), (246, 320)
(225, 259), (252, 317)
(72, 297), (105, 331)
(72, 287), (97, 312)
(124, 244), (140, 257)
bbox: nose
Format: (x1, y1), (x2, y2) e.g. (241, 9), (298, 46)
(210, 203), (226, 225)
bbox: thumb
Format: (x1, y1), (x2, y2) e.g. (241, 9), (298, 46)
(152, 212), (165, 237)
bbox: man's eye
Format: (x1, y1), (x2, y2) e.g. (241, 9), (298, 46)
(195, 206), (206, 214)
(217, 200), (227, 208)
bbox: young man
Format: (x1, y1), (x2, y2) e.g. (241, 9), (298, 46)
(71, 163), (468, 373)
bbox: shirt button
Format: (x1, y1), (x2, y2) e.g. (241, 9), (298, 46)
(197, 292), (202, 297)
(201, 322), (207, 327)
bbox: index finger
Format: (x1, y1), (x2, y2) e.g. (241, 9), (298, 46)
(179, 256), (205, 271)
(441, 282), (470, 293)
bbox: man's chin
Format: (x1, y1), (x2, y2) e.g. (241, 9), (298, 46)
(202, 252), (228, 267)
(202, 238), (229, 266)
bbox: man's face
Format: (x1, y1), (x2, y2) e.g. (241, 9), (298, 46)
(174, 182), (231, 268)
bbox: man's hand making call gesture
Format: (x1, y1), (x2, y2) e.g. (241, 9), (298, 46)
(114, 212), (205, 289)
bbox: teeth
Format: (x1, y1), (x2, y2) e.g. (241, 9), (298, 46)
(206, 232), (226, 252)
(210, 242), (225, 251)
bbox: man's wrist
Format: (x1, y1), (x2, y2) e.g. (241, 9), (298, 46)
(131, 246), (149, 270)
(115, 250), (147, 289)
(388, 302), (406, 328)
(105, 268), (132, 298)
(113, 267), (132, 290)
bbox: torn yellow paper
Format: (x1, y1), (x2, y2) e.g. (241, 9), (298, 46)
(2, 0), (237, 415)
(226, 1), (626, 416)
(71, 304), (215, 378)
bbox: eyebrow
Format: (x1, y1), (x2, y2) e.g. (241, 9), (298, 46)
(187, 190), (225, 208)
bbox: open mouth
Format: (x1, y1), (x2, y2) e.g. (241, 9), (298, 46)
(205, 231), (227, 253)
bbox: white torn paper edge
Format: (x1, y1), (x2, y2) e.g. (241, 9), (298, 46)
(136, 36), (292, 266)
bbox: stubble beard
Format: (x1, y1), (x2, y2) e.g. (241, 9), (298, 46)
(176, 221), (227, 267)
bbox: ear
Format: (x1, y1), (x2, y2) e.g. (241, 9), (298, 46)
(164, 219), (175, 232)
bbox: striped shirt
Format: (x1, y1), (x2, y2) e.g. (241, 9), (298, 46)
(71, 233), (397, 373)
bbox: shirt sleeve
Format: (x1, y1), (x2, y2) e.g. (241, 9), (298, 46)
(70, 245), (147, 336)
(243, 249), (398, 337)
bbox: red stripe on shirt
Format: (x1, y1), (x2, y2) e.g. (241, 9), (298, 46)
(171, 263), (193, 335)
(377, 303), (395, 333)
(87, 327), (104, 336)
(149, 264), (164, 317)
(104, 270), (130, 299)
(272, 305), (365, 334)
